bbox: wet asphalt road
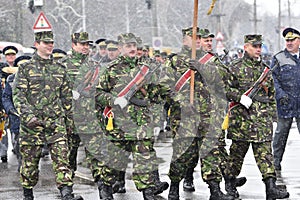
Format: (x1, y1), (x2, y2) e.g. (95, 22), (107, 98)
(0, 123), (299, 200)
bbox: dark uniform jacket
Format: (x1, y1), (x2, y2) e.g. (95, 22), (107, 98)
(271, 48), (300, 118)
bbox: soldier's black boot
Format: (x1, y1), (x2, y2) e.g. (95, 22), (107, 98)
(264, 177), (289, 200)
(183, 167), (195, 192)
(23, 188), (34, 200)
(152, 169), (169, 195)
(235, 176), (247, 187)
(100, 184), (113, 200)
(207, 181), (234, 200)
(142, 187), (155, 200)
(97, 180), (103, 199)
(112, 171), (126, 193)
(225, 176), (239, 198)
(168, 182), (179, 200)
(60, 185), (84, 200)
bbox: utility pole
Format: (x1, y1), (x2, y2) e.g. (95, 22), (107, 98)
(278, 0), (281, 51)
(287, 0), (291, 27)
(250, 0), (261, 33)
(82, 0), (86, 32)
(125, 0), (129, 32)
(151, 0), (158, 37)
(211, 2), (225, 32)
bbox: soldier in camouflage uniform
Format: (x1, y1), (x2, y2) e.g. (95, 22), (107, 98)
(223, 34), (289, 200)
(94, 32), (168, 200)
(13, 31), (83, 200)
(165, 27), (233, 200)
(60, 32), (100, 179)
(198, 28), (247, 192)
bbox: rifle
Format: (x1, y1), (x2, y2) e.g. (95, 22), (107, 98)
(103, 62), (160, 131)
(72, 62), (100, 100)
(222, 63), (276, 130)
(114, 62), (160, 109)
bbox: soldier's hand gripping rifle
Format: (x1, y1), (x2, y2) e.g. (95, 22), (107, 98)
(222, 63), (276, 130)
(114, 62), (160, 109)
(72, 63), (100, 100)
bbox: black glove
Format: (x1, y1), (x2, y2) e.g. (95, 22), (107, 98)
(279, 96), (289, 106)
(189, 59), (198, 71)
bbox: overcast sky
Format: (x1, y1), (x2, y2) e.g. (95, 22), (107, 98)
(244, 0), (300, 16)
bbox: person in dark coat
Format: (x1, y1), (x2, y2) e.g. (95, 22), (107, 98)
(271, 27), (300, 171)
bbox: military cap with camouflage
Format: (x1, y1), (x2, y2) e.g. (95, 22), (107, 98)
(244, 34), (263, 45)
(117, 33), (137, 44)
(282, 27), (300, 40)
(35, 31), (54, 42)
(142, 44), (150, 51)
(71, 32), (92, 43)
(153, 49), (161, 57)
(198, 28), (215, 38)
(136, 36), (143, 49)
(182, 27), (200, 36)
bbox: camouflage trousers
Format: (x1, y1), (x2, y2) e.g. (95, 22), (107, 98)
(225, 140), (276, 180)
(168, 137), (200, 183)
(87, 134), (157, 191)
(169, 137), (223, 183)
(20, 140), (73, 189)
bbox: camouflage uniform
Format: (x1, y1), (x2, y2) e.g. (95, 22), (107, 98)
(13, 31), (81, 200)
(164, 27), (236, 200)
(60, 32), (101, 177)
(223, 35), (289, 199)
(94, 33), (166, 199)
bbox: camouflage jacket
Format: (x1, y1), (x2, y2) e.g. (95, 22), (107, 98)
(13, 53), (73, 144)
(163, 46), (211, 138)
(226, 52), (276, 142)
(96, 55), (164, 140)
(61, 50), (101, 135)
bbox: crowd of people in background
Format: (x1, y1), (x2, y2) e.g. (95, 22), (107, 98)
(0, 25), (299, 200)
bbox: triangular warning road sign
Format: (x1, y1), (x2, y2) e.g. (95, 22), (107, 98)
(33, 12), (52, 32)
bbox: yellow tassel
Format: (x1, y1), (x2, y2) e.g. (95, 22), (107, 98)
(0, 120), (5, 141)
(167, 108), (171, 116)
(106, 115), (114, 131)
(221, 113), (229, 130)
(207, 0), (217, 15)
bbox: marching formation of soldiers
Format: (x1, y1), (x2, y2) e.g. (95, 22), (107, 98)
(1, 23), (299, 200)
